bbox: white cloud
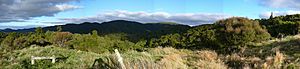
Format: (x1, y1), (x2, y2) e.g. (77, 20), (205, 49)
(259, 0), (300, 9)
(0, 25), (46, 30)
(259, 10), (300, 18)
(56, 4), (81, 11)
(0, 0), (80, 23)
(60, 10), (230, 25)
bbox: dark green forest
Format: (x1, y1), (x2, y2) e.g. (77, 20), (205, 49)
(1, 14), (300, 68)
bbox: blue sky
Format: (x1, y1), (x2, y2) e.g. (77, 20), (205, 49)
(0, 0), (300, 29)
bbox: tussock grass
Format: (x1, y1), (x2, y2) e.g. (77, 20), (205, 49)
(2, 34), (300, 69)
(0, 46), (230, 69)
(0, 46), (104, 69)
(188, 50), (228, 69)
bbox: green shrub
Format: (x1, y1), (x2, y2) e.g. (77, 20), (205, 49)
(69, 33), (139, 53)
(149, 17), (271, 52)
(260, 14), (300, 37)
(215, 17), (271, 50)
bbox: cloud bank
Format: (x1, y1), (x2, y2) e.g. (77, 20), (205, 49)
(259, 10), (300, 18)
(0, 0), (80, 23)
(259, 0), (300, 9)
(0, 25), (46, 30)
(61, 10), (230, 25)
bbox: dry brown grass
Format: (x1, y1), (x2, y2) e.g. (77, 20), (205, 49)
(113, 48), (297, 69)
(187, 50), (227, 69)
(222, 50), (300, 69)
(3, 45), (300, 69)
(157, 54), (188, 69)
(196, 50), (218, 61)
(260, 51), (286, 69)
(91, 47), (231, 69)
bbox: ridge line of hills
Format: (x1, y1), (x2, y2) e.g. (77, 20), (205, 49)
(0, 20), (190, 33)
(0, 20), (191, 42)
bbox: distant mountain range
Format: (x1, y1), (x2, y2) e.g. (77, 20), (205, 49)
(0, 20), (191, 41)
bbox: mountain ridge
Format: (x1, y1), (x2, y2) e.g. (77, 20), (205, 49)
(0, 20), (191, 42)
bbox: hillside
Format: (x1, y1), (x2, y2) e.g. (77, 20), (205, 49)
(0, 20), (191, 42)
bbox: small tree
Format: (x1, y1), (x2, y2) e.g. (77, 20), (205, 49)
(0, 32), (7, 46)
(1, 32), (18, 51)
(215, 17), (271, 49)
(52, 32), (72, 47)
(184, 24), (220, 49)
(56, 26), (62, 32)
(92, 30), (98, 37)
(35, 27), (43, 34)
(148, 33), (183, 48)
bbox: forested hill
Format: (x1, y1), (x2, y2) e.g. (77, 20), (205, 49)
(0, 20), (191, 41)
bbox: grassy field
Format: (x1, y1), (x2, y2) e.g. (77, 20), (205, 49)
(1, 35), (300, 69)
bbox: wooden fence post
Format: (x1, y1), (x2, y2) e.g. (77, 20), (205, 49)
(31, 56), (35, 64)
(51, 55), (55, 63)
(114, 49), (126, 69)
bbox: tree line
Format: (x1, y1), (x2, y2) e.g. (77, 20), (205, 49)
(0, 27), (144, 54)
(149, 14), (300, 53)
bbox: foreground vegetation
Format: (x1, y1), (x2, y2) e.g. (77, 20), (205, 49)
(1, 14), (300, 68)
(1, 38), (300, 69)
